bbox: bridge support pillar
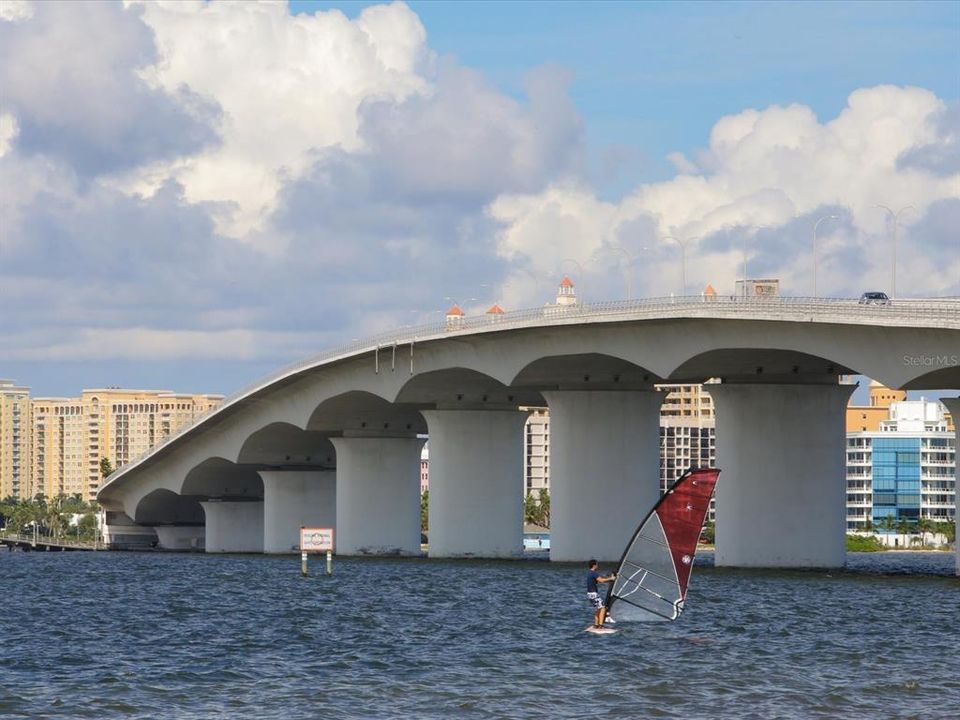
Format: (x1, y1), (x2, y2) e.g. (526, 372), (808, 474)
(941, 398), (960, 576)
(153, 526), (204, 551)
(200, 500), (264, 553)
(543, 390), (664, 562)
(422, 409), (527, 558)
(259, 470), (336, 554)
(330, 436), (424, 555)
(711, 382), (855, 568)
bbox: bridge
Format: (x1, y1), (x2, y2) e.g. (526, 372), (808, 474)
(96, 294), (960, 572)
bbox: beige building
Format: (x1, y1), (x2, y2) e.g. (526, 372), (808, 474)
(658, 383), (717, 524)
(523, 407), (550, 496)
(0, 380), (33, 501)
(28, 388), (223, 503)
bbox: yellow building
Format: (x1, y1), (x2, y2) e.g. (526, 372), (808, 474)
(0, 380), (33, 501)
(30, 389), (223, 503)
(659, 382), (715, 421)
(846, 381), (908, 433)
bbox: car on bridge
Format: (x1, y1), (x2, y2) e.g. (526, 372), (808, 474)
(859, 291), (891, 306)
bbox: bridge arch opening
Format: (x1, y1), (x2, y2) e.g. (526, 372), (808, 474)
(180, 457), (264, 499)
(307, 390), (427, 435)
(395, 367), (543, 407)
(511, 352), (661, 391)
(669, 348), (855, 384)
(901, 365), (960, 392)
(237, 422), (336, 467)
(134, 489), (205, 526)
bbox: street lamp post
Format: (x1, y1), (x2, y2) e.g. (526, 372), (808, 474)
(812, 215), (839, 298)
(662, 236), (699, 296)
(873, 205), (914, 298)
(607, 246), (636, 300)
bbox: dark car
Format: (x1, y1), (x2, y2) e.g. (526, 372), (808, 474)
(859, 291), (891, 306)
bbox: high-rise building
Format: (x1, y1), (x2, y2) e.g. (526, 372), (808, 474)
(30, 389), (223, 502)
(659, 382), (717, 521)
(523, 408), (549, 496)
(846, 397), (955, 532)
(0, 380), (33, 501)
(846, 380), (908, 432)
(518, 383), (718, 519)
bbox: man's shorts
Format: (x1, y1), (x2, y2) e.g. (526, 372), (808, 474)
(587, 591), (603, 610)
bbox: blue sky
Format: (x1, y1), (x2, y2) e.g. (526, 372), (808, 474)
(296, 0), (960, 196)
(1, 0), (957, 397)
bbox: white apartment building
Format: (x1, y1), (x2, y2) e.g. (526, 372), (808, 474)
(846, 398), (955, 531)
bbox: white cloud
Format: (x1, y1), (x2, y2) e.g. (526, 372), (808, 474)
(128, 0), (432, 240)
(491, 85), (960, 300)
(0, 0), (32, 23)
(0, 112), (17, 156)
(1, 327), (332, 362)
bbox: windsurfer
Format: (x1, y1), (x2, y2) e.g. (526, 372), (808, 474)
(586, 559), (616, 627)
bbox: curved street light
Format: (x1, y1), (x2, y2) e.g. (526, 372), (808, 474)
(873, 205), (914, 298)
(812, 215), (839, 298)
(661, 235), (699, 296)
(606, 246), (637, 300)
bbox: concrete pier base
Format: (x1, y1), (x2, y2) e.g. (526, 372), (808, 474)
(200, 500), (264, 553)
(710, 382), (855, 568)
(153, 525), (204, 551)
(260, 470), (336, 554)
(423, 409), (527, 558)
(330, 436), (424, 555)
(543, 390), (663, 562)
(941, 398), (960, 576)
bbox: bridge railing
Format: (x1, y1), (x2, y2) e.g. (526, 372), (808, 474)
(101, 295), (960, 486)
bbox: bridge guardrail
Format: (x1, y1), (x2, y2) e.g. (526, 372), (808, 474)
(100, 295), (960, 489)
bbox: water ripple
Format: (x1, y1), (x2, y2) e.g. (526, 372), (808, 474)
(0, 551), (957, 719)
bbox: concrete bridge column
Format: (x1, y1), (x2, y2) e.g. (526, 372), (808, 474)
(422, 409), (527, 558)
(941, 397), (960, 576)
(710, 382), (855, 568)
(153, 526), (204, 551)
(200, 500), (264, 553)
(542, 390), (664, 562)
(329, 436), (424, 555)
(259, 470), (336, 554)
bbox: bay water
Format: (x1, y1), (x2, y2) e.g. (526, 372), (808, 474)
(1, 550), (957, 719)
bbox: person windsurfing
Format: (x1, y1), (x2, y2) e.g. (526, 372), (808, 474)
(586, 559), (616, 627)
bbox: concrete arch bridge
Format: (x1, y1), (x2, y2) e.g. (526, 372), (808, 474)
(97, 295), (960, 571)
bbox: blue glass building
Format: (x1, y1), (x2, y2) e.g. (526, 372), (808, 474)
(871, 437), (921, 525)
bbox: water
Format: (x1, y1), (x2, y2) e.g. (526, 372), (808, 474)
(1, 551), (957, 719)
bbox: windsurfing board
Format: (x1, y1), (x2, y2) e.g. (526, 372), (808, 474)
(584, 624), (618, 635)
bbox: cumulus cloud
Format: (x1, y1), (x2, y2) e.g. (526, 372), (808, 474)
(128, 0), (433, 240)
(1, 0), (957, 386)
(2, 327), (333, 362)
(491, 85), (960, 301)
(0, 1), (219, 175)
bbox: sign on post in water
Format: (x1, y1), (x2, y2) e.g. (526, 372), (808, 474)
(300, 527), (334, 576)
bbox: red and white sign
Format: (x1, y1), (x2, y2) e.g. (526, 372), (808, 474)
(300, 527), (334, 552)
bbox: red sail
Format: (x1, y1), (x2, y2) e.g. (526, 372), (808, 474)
(658, 468), (719, 598)
(605, 467), (720, 621)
